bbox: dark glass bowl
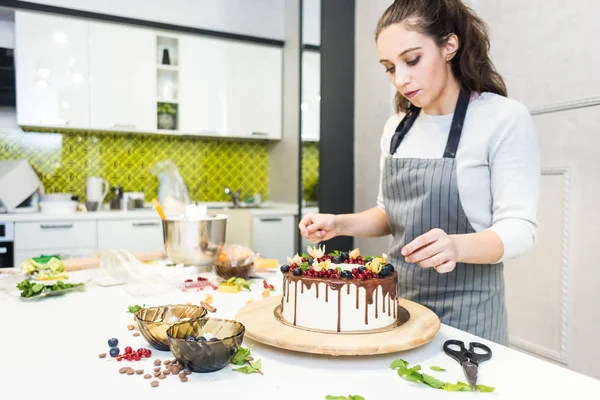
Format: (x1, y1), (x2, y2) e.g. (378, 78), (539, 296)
(135, 304), (208, 351)
(167, 318), (245, 373)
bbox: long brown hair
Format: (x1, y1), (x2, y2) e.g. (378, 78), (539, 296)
(376, 0), (507, 114)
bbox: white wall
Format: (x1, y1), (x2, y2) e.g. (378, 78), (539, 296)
(472, 0), (600, 380)
(20, 0), (285, 40)
(302, 0), (320, 45)
(354, 0), (393, 256)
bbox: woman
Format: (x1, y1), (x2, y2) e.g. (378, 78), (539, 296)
(298, 0), (540, 345)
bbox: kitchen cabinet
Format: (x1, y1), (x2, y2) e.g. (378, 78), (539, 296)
(178, 35), (228, 136)
(225, 42), (283, 139)
(14, 11), (90, 128)
(89, 22), (156, 132)
(301, 51), (321, 142)
(253, 215), (295, 264)
(97, 219), (164, 253)
(15, 221), (97, 250)
(13, 220), (98, 268)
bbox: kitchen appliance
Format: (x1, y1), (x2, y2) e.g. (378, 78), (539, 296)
(0, 221), (15, 268)
(0, 160), (44, 213)
(162, 214), (227, 268)
(86, 177), (109, 204)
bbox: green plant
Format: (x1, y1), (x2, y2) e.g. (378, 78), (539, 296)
(157, 102), (177, 115)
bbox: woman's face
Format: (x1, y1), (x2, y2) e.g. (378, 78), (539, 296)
(377, 23), (457, 112)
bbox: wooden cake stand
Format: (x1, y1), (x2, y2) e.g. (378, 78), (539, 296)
(234, 296), (440, 356)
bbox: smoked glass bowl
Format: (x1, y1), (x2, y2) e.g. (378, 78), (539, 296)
(135, 304), (208, 351)
(167, 318), (245, 372)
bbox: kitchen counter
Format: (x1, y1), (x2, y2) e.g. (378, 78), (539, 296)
(0, 202), (299, 222)
(0, 268), (597, 399)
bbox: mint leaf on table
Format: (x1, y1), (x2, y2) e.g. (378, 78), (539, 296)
(231, 346), (253, 365)
(444, 382), (473, 392)
(233, 359), (263, 375)
(127, 304), (145, 314)
(422, 373), (445, 389)
(390, 359), (409, 370)
(475, 384), (496, 392)
(325, 396), (365, 400)
(391, 359), (495, 393)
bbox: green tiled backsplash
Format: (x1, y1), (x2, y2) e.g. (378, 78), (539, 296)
(302, 142), (319, 202)
(0, 129), (321, 202)
(0, 129), (269, 202)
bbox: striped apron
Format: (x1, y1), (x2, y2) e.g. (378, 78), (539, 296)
(382, 89), (508, 345)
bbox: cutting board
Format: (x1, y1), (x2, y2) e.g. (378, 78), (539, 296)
(235, 296), (440, 356)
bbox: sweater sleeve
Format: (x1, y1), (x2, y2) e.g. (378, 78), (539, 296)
(485, 103), (540, 261)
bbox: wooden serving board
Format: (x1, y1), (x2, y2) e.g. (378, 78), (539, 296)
(235, 296), (440, 356)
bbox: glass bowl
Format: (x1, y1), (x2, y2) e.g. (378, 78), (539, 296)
(167, 318), (245, 373)
(135, 304), (208, 351)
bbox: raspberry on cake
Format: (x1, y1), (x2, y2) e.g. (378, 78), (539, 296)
(279, 246), (398, 333)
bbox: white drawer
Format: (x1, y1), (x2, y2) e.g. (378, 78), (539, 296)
(15, 221), (97, 250)
(253, 215), (295, 264)
(98, 219), (164, 253)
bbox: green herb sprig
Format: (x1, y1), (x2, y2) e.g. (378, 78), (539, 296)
(391, 359), (495, 392)
(325, 396), (365, 400)
(16, 279), (85, 298)
(127, 304), (145, 314)
(231, 345), (263, 375)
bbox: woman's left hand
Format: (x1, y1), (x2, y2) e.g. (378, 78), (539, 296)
(401, 228), (460, 273)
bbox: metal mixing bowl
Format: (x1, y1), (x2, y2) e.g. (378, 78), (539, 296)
(162, 214), (227, 266)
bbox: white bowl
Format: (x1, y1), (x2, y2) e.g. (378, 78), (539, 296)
(42, 193), (73, 202)
(40, 200), (78, 213)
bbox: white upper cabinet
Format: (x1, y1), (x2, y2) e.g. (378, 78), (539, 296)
(88, 22), (156, 132)
(14, 11), (90, 128)
(224, 42), (283, 139)
(178, 35), (228, 136)
(301, 51), (321, 142)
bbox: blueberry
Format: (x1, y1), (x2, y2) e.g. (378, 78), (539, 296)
(385, 263), (395, 271)
(341, 251), (349, 260)
(107, 338), (118, 347)
(341, 270), (352, 279)
(109, 347), (119, 357)
(209, 337), (219, 342)
(293, 268), (302, 276)
(185, 336), (196, 342)
(379, 268), (391, 277)
(332, 255), (342, 264)
(308, 257), (314, 264)
(280, 264), (290, 273)
(357, 266), (366, 274)
(197, 336), (207, 342)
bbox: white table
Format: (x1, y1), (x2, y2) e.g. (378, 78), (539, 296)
(1, 268), (597, 399)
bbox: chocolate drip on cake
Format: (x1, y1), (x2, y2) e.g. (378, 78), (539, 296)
(282, 272), (398, 331)
(375, 287), (379, 319)
(293, 281), (298, 325)
(337, 287), (342, 332)
(301, 283), (304, 294)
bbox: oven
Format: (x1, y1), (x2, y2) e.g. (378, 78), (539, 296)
(0, 222), (14, 268)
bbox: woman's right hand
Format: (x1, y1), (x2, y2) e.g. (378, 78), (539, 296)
(298, 213), (339, 244)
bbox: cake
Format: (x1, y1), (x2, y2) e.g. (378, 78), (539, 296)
(279, 246), (398, 332)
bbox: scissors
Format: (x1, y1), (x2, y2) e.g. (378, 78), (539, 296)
(443, 339), (492, 390)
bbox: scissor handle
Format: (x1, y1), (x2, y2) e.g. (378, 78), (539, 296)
(467, 342), (492, 364)
(443, 339), (469, 364)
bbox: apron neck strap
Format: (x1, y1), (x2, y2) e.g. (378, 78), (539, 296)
(443, 88), (471, 158)
(389, 88), (471, 159)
